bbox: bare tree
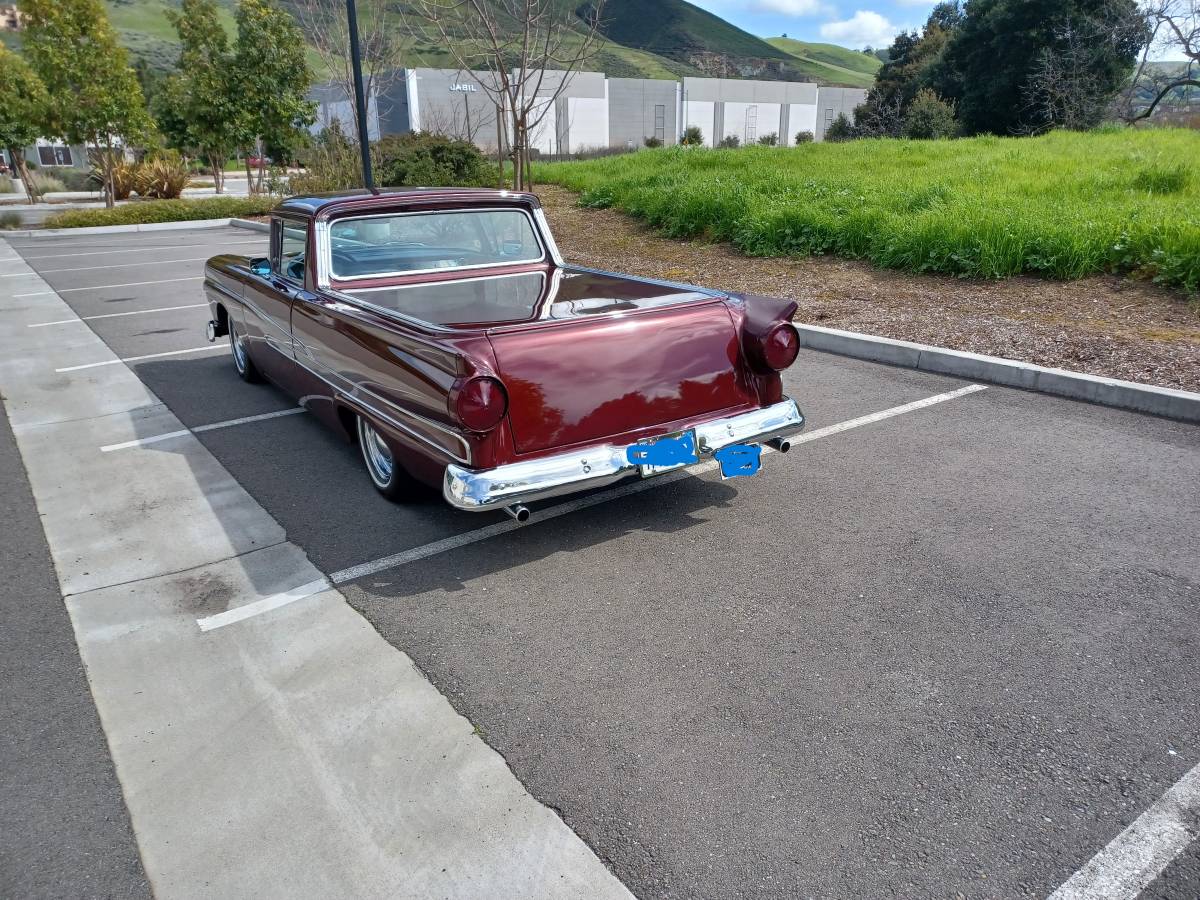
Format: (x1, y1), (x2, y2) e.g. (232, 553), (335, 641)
(1115, 0), (1199, 123)
(401, 0), (608, 190)
(292, 0), (409, 142)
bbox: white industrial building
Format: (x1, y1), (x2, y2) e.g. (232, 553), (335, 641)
(310, 68), (867, 154)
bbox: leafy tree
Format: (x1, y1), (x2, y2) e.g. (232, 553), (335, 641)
(21, 0), (154, 208)
(824, 113), (855, 142)
(902, 88), (958, 138)
(854, 3), (963, 137)
(680, 125), (704, 146)
(0, 47), (49, 203)
(231, 0), (316, 192)
(926, 0), (1146, 134)
(794, 130), (814, 143)
(159, 0), (245, 193)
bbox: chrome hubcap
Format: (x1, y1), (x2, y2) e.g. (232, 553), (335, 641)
(229, 325), (247, 373)
(359, 418), (394, 486)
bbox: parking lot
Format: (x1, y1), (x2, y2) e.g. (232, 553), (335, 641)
(3, 223), (1199, 899)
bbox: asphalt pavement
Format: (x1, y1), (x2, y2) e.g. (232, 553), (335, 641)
(0, 396), (152, 900)
(4, 224), (1199, 899)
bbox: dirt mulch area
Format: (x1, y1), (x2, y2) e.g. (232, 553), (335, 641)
(536, 183), (1200, 394)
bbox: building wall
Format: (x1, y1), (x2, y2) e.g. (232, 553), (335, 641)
(814, 87), (868, 140)
(787, 103), (818, 144)
(608, 78), (679, 149)
(683, 77), (818, 146)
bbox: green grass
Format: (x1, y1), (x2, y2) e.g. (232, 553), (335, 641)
(535, 129), (1200, 295)
(43, 196), (279, 229)
(765, 37), (881, 87)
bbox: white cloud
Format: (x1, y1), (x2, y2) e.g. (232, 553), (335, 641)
(752, 0), (828, 15)
(819, 10), (900, 47)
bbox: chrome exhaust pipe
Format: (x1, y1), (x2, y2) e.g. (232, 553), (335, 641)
(767, 437), (791, 453)
(206, 320), (219, 342)
(504, 504), (531, 523)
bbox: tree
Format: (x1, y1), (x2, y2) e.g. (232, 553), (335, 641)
(824, 113), (855, 141)
(0, 47), (50, 203)
(292, 0), (409, 145)
(680, 125), (704, 145)
(402, 0), (608, 191)
(1115, 0), (1200, 123)
(21, 0), (154, 208)
(926, 0), (1145, 134)
(854, 3), (962, 137)
(159, 0), (245, 193)
(902, 88), (958, 137)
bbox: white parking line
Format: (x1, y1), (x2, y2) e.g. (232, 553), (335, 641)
(5, 257), (216, 276)
(29, 276), (204, 295)
(1048, 760), (1200, 900)
(100, 407), (307, 452)
(56, 345), (226, 372)
(194, 383), (988, 630)
(196, 579), (331, 632)
(16, 240), (267, 261)
(29, 303), (207, 328)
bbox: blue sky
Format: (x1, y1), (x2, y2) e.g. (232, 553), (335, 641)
(688, 0), (936, 50)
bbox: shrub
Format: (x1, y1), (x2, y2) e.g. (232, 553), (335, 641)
(757, 133), (778, 146)
(681, 125), (704, 146)
(374, 131), (493, 188)
(0, 175), (14, 193)
(27, 173), (66, 194)
(136, 152), (190, 199)
(43, 196), (279, 228)
(718, 135), (741, 148)
(59, 169), (96, 191)
(0, 211), (22, 230)
(794, 131), (814, 144)
(824, 114), (855, 142)
(643, 136), (663, 148)
(902, 89), (958, 140)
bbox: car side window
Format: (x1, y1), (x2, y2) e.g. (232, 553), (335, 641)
(275, 220), (308, 284)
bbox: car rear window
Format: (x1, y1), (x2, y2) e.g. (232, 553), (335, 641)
(328, 209), (544, 280)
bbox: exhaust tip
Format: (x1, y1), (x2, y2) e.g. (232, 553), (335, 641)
(504, 504), (531, 523)
(205, 320), (218, 343)
(768, 437), (791, 454)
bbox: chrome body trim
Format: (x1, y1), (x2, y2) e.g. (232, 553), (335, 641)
(533, 208), (565, 267)
(318, 207), (547, 284)
(443, 398), (805, 511)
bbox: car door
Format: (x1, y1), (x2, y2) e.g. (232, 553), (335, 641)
(242, 216), (304, 382)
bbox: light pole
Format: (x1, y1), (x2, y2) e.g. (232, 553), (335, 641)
(346, 0), (374, 190)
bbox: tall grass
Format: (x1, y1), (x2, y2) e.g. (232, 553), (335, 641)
(534, 129), (1200, 295)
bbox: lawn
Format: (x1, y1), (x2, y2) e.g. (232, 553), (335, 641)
(534, 129), (1200, 295)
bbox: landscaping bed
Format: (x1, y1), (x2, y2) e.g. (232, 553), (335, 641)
(42, 196), (280, 229)
(535, 183), (1200, 393)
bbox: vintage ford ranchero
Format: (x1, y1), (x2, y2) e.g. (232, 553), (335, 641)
(204, 189), (805, 521)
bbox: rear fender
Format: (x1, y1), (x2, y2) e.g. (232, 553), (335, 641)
(726, 293), (799, 405)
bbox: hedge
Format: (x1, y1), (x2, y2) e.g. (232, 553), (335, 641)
(42, 196), (280, 229)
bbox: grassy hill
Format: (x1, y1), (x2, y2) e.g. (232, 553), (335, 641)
(765, 37), (880, 88)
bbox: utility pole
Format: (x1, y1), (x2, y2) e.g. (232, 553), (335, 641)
(346, 0), (374, 189)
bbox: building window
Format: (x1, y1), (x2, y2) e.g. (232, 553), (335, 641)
(745, 105), (758, 143)
(653, 104), (665, 142)
(37, 145), (73, 167)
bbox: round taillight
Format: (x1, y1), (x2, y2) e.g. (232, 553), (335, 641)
(455, 376), (508, 432)
(761, 322), (800, 371)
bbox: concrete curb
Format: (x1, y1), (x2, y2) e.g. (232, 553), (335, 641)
(230, 218), (270, 233)
(797, 323), (1200, 425)
(4, 217), (244, 238)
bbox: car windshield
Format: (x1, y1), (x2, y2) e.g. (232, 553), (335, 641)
(328, 209), (544, 279)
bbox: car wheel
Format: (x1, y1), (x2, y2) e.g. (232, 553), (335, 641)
(356, 414), (422, 502)
(229, 321), (263, 383)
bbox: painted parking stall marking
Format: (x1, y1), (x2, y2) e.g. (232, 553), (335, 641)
(29, 303), (208, 328)
(28, 276), (204, 295)
(17, 240), (266, 261)
(193, 384), (989, 631)
(56, 344), (226, 373)
(100, 407), (307, 452)
(5, 256), (223, 276)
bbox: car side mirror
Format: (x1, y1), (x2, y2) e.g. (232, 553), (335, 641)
(249, 258), (271, 277)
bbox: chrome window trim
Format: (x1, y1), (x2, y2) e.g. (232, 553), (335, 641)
(319, 207), (547, 284)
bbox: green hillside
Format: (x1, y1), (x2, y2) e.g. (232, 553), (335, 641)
(765, 37), (881, 88)
(591, 0), (820, 82)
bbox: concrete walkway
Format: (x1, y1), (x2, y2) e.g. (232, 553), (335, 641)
(0, 238), (633, 899)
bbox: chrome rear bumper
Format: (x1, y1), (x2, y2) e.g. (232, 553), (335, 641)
(443, 398), (804, 512)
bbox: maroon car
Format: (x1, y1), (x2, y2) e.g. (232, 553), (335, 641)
(204, 189), (805, 521)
